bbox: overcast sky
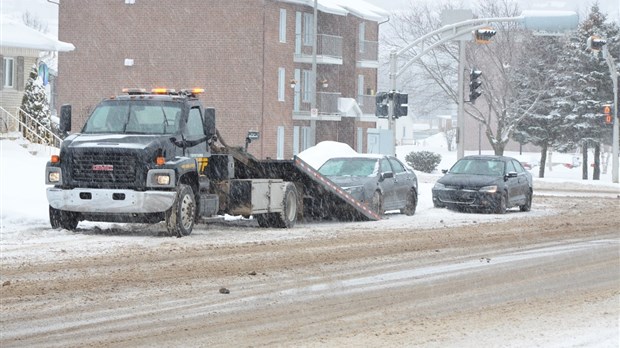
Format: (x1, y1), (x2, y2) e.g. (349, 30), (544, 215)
(1, 0), (618, 38)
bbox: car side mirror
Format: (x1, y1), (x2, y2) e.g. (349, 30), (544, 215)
(442, 169), (448, 174)
(380, 171), (394, 181)
(504, 171), (518, 181)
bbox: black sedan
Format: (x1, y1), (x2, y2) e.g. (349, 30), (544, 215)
(432, 155), (533, 213)
(317, 155), (418, 216)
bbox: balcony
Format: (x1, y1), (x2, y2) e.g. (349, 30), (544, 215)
(294, 34), (343, 65)
(293, 92), (342, 121)
(356, 40), (379, 69)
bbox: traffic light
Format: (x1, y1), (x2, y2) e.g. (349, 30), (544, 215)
(375, 92), (388, 117)
(587, 35), (607, 52)
(393, 92), (408, 118)
(474, 27), (496, 44)
(469, 68), (482, 103)
(603, 104), (613, 125)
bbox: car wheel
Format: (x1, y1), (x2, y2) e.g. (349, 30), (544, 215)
(49, 205), (79, 230)
(495, 192), (507, 214)
(371, 191), (383, 215)
(520, 189), (532, 212)
(401, 189), (417, 216)
(166, 184), (196, 237)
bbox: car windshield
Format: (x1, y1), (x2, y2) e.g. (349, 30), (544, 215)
(82, 101), (182, 135)
(450, 159), (505, 176)
(318, 158), (378, 177)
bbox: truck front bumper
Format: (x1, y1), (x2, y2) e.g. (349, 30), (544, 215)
(47, 188), (176, 214)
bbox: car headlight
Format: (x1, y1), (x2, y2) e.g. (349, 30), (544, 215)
(433, 182), (445, 189)
(479, 185), (498, 193)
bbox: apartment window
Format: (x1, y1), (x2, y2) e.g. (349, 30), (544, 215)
(302, 70), (312, 102)
(278, 67), (285, 102)
(279, 9), (287, 43)
(303, 13), (313, 46)
(276, 126), (285, 160)
(357, 75), (364, 103)
(359, 22), (366, 53)
(3, 57), (14, 88)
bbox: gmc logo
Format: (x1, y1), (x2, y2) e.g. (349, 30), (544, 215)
(92, 164), (114, 171)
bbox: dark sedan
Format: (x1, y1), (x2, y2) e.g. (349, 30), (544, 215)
(432, 155), (533, 214)
(317, 155), (418, 216)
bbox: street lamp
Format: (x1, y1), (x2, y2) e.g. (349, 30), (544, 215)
(587, 35), (619, 183)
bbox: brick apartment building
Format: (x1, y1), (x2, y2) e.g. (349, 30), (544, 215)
(57, 0), (388, 159)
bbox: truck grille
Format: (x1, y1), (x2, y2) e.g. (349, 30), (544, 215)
(71, 151), (137, 184)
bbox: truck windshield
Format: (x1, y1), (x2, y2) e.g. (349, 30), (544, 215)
(82, 101), (182, 135)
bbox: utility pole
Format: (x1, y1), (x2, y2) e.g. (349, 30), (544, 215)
(605, 48), (619, 183)
(310, 0), (318, 147)
(457, 40), (466, 159)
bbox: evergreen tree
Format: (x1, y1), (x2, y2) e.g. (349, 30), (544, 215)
(20, 64), (52, 144)
(562, 4), (619, 180)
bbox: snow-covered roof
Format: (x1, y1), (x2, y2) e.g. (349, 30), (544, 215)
(0, 17), (74, 52)
(279, 0), (389, 22)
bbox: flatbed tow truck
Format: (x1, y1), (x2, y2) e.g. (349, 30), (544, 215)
(45, 88), (379, 236)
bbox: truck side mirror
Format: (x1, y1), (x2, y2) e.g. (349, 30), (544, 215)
(204, 107), (216, 138)
(59, 104), (72, 135)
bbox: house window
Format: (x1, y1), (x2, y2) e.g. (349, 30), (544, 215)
(278, 67), (285, 102)
(303, 13), (313, 46)
(3, 57), (14, 88)
(302, 70), (312, 102)
(279, 9), (287, 43)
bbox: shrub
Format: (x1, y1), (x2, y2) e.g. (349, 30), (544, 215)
(405, 151), (442, 173)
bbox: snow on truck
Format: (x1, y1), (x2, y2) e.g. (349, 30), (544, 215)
(45, 88), (380, 236)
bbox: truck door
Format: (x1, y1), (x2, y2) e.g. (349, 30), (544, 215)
(184, 106), (210, 171)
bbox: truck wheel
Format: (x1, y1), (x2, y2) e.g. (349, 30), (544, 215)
(273, 183), (298, 228)
(400, 189), (417, 216)
(49, 205), (78, 230)
(166, 184), (196, 237)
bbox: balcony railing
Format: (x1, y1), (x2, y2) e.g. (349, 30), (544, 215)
(357, 40), (379, 62)
(295, 34), (343, 64)
(294, 92), (342, 118)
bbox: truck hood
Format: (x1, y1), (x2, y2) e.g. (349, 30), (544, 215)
(63, 133), (172, 151)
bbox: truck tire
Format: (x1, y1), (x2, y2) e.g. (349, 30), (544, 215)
(256, 183), (298, 228)
(166, 184), (196, 237)
(49, 205), (79, 230)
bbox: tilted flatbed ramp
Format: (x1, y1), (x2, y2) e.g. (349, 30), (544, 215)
(252, 156), (380, 222)
(223, 150), (380, 222)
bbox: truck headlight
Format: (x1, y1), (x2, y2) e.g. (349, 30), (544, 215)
(154, 174), (170, 185)
(48, 171), (61, 183)
(46, 168), (62, 185)
(146, 169), (175, 188)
